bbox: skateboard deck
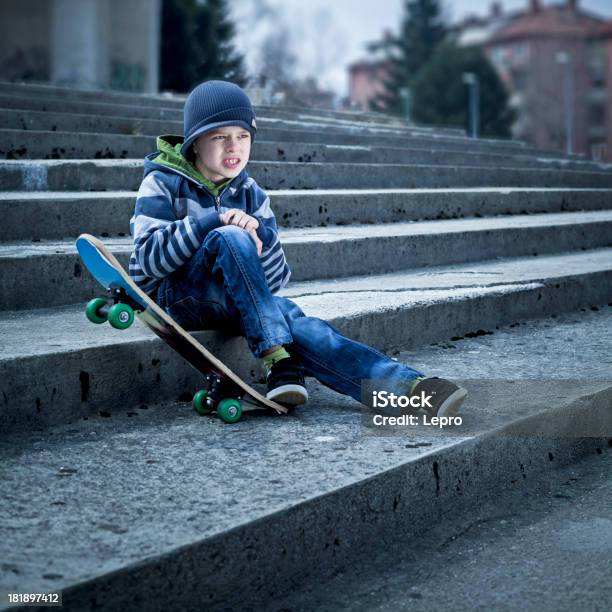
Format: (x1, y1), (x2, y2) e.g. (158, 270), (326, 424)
(75, 233), (288, 422)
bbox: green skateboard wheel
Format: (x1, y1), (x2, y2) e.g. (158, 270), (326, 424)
(193, 390), (213, 415)
(85, 298), (108, 324)
(107, 303), (135, 329)
(217, 398), (242, 424)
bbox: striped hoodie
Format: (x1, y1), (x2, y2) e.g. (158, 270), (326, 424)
(129, 135), (291, 298)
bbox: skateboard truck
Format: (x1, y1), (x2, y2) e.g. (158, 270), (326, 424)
(85, 284), (142, 330)
(85, 285), (248, 423)
(193, 374), (245, 423)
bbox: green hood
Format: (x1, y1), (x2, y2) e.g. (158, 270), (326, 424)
(153, 135), (233, 197)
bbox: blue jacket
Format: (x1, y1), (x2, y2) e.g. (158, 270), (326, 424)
(129, 139), (291, 298)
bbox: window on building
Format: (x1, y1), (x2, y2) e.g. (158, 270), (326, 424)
(511, 68), (526, 92)
(490, 46), (506, 68)
(588, 104), (606, 126)
(590, 70), (605, 88)
(512, 42), (530, 64)
(587, 43), (606, 87)
(587, 43), (605, 66)
(590, 142), (607, 161)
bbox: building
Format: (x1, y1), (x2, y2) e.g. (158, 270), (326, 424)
(347, 1), (612, 161)
(348, 60), (390, 111)
(600, 23), (612, 161)
(482, 0), (610, 160)
(451, 2), (517, 47)
(347, 30), (397, 111)
(346, 11), (516, 114)
(0, 0), (160, 93)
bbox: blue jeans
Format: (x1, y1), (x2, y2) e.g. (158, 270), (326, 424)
(155, 225), (424, 404)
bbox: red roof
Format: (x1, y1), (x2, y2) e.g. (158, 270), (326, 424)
(596, 21), (612, 38)
(488, 3), (606, 43)
(348, 59), (392, 73)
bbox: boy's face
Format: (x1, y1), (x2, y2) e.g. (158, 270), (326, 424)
(192, 125), (252, 185)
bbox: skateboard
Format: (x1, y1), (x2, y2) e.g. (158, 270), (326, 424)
(75, 233), (288, 423)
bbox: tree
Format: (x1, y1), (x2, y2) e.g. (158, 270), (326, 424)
(160, 0), (247, 93)
(370, 0), (446, 115)
(160, 0), (199, 92)
(258, 22), (298, 94)
(193, 0), (248, 86)
(410, 42), (515, 138)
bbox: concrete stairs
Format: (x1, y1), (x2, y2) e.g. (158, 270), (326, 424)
(0, 82), (611, 611)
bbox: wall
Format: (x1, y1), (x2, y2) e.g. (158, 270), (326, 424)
(0, 0), (50, 82)
(0, 0), (160, 92)
(109, 0), (160, 93)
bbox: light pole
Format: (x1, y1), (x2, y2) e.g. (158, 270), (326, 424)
(556, 51), (574, 156)
(399, 87), (412, 123)
(462, 72), (480, 139)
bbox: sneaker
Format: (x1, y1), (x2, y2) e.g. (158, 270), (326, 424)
(266, 356), (308, 406)
(411, 377), (467, 417)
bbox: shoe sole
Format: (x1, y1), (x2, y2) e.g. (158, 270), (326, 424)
(266, 384), (308, 406)
(437, 387), (468, 417)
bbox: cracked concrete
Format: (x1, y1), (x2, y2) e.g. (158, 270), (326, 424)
(0, 307), (610, 610)
(270, 449), (612, 612)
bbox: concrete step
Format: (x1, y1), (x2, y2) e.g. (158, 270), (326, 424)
(0, 81), (185, 108)
(0, 81), (466, 133)
(0, 127), (552, 166)
(2, 188), (610, 242)
(0, 98), (465, 139)
(258, 117), (526, 152)
(272, 450), (612, 612)
(3, 159), (611, 192)
(0, 93), (184, 121)
(224, 102), (466, 134)
(0, 107), (523, 151)
(0, 129), (537, 165)
(1, 247), (611, 432)
(268, 109), (464, 135)
(0, 304), (609, 609)
(1, 211), (611, 311)
(0, 127), (605, 175)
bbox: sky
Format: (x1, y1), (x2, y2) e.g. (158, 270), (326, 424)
(231, 0), (612, 99)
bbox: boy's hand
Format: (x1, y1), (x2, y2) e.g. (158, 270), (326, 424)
(219, 209), (259, 230)
(219, 209), (262, 255)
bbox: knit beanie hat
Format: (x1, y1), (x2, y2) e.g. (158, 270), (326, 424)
(180, 80), (257, 158)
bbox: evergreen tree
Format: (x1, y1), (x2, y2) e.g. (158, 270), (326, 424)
(411, 42), (515, 138)
(160, 0), (248, 93)
(193, 0), (248, 87)
(370, 0), (446, 115)
(160, 0), (199, 92)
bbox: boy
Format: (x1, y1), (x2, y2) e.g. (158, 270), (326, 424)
(129, 80), (467, 415)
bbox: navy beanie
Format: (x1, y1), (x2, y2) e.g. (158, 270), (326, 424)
(180, 80), (257, 157)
